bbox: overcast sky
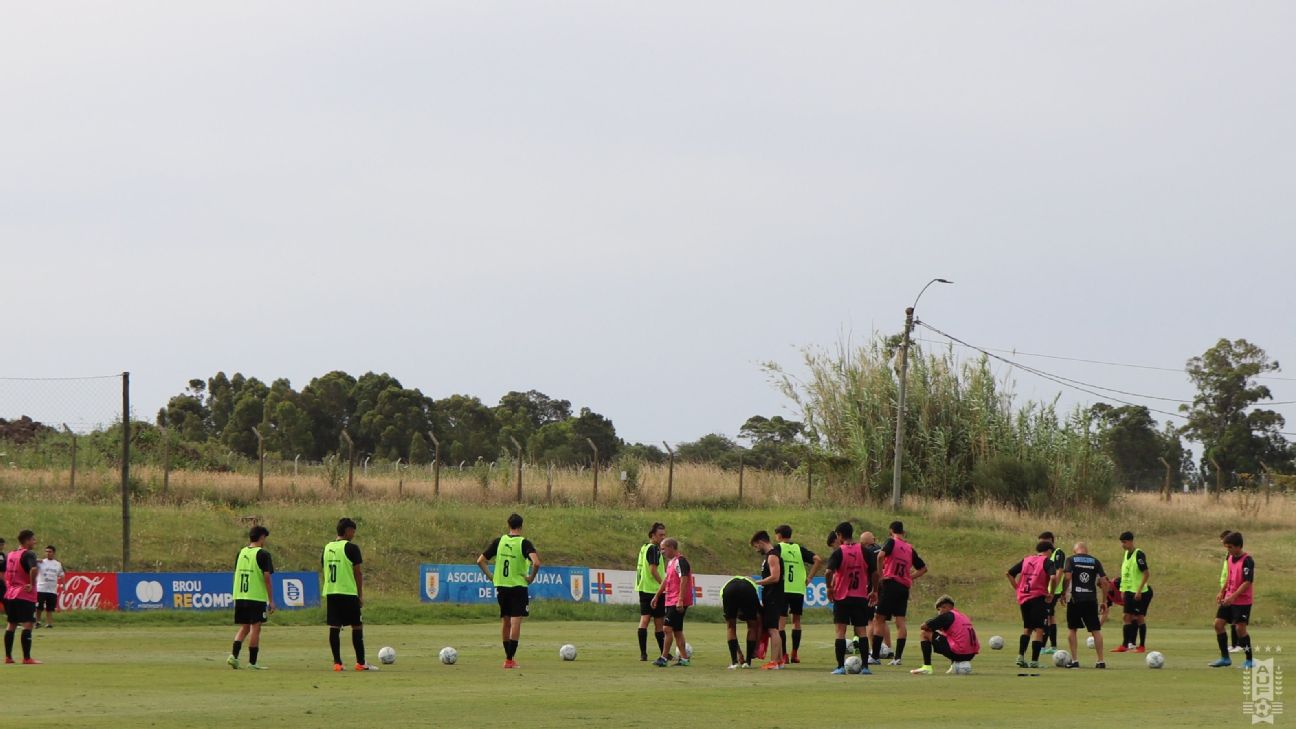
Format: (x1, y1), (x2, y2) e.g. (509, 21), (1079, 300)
(3, 3), (1293, 445)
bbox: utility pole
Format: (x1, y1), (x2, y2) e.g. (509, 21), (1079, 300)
(891, 278), (952, 511)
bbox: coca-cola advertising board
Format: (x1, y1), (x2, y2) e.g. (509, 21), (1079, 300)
(57, 572), (119, 611)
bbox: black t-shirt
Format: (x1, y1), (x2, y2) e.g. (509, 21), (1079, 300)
(481, 537), (537, 560)
(925, 611), (956, 632)
(256, 549), (275, 574)
(1062, 554), (1104, 602)
(644, 543), (661, 566)
(761, 548), (784, 597)
(1232, 554), (1255, 585)
(880, 538), (927, 571)
(1008, 555), (1058, 579)
(320, 542), (362, 570)
(20, 550), (37, 574)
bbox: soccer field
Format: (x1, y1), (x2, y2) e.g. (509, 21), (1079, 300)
(11, 620), (1272, 728)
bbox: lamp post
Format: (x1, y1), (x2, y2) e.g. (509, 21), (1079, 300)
(891, 278), (953, 510)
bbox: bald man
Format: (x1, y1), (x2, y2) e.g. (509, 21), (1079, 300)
(1062, 542), (1108, 668)
(860, 531), (891, 663)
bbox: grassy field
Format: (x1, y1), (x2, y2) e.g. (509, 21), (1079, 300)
(10, 620), (1272, 729)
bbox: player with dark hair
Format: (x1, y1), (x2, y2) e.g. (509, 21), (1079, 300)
(721, 575), (762, 669)
(1007, 540), (1058, 669)
(751, 530), (785, 669)
(636, 522), (668, 660)
(324, 517), (373, 671)
(910, 594), (979, 675)
(228, 525), (275, 669)
(1112, 531), (1152, 653)
(1038, 531), (1065, 654)
(1219, 530), (1242, 653)
(34, 545), (64, 629)
(651, 538), (693, 667)
(1062, 541), (1107, 668)
(773, 523), (822, 664)
(825, 521), (877, 675)
(871, 520), (927, 666)
(477, 513), (540, 669)
(1211, 531), (1255, 669)
(859, 530), (890, 663)
(4, 529), (41, 664)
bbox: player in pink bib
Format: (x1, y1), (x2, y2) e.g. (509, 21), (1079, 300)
(4, 529), (41, 665)
(1006, 540), (1057, 668)
(1211, 531), (1255, 668)
(910, 594), (979, 675)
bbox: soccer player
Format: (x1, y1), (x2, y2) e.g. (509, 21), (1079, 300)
(477, 513), (540, 669)
(34, 545), (65, 629)
(324, 517), (374, 671)
(228, 525), (275, 670)
(774, 524), (822, 664)
(860, 530), (891, 663)
(751, 531), (786, 669)
(1220, 530), (1242, 653)
(636, 522), (667, 661)
(650, 538), (693, 667)
(4, 529), (41, 664)
(1211, 531), (1255, 669)
(1062, 541), (1107, 668)
(825, 521), (877, 675)
(721, 575), (762, 669)
(1112, 531), (1152, 653)
(871, 520), (927, 666)
(910, 594), (979, 675)
(1038, 531), (1066, 654)
(1006, 540), (1057, 668)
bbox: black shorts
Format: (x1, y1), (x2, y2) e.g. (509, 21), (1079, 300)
(1020, 596), (1049, 630)
(722, 581), (760, 623)
(1122, 588), (1152, 616)
(233, 599), (269, 625)
(5, 599), (36, 625)
(1225, 604), (1252, 625)
(876, 581), (910, 618)
(639, 591), (666, 618)
(932, 634), (976, 662)
(326, 594), (362, 626)
(785, 593), (805, 616)
(496, 586), (530, 618)
(1066, 601), (1101, 632)
(832, 597), (873, 628)
(36, 592), (57, 612)
(761, 591), (786, 628)
(665, 605), (687, 632)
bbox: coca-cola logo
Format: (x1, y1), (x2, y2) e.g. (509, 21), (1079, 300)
(58, 572), (119, 611)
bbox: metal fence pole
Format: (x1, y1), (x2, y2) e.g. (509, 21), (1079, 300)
(252, 426), (265, 498)
(341, 430), (355, 497)
(121, 371), (131, 572)
(63, 424), (76, 492)
(428, 432), (441, 498)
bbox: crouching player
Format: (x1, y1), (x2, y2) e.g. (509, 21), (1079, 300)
(722, 576), (762, 669)
(910, 595), (979, 675)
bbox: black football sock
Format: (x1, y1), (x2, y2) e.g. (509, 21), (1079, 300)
(896, 638), (907, 660)
(1031, 640), (1043, 662)
(352, 629), (365, 665)
(745, 640), (757, 665)
(871, 635), (883, 660)
(1048, 624), (1058, 648)
(232, 640), (242, 658)
(922, 640), (933, 666)
(792, 629), (802, 653)
(1018, 634), (1030, 656)
(506, 640), (519, 659)
(655, 631), (665, 654)
(249, 647), (259, 665)
(1231, 624), (1239, 647)
(1123, 624), (1135, 647)
(779, 630), (788, 657)
(1244, 635), (1253, 662)
(21, 630), (32, 660)
(3, 629), (12, 659)
(329, 628), (342, 664)
(1138, 623), (1147, 647)
(1217, 632), (1229, 658)
(638, 628), (648, 657)
(834, 638), (847, 668)
(728, 639), (740, 664)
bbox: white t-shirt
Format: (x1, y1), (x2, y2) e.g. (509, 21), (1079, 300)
(36, 559), (65, 594)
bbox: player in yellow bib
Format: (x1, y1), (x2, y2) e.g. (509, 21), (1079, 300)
(477, 513), (540, 669)
(636, 522), (667, 661)
(227, 525), (274, 670)
(774, 523), (822, 663)
(323, 517), (374, 671)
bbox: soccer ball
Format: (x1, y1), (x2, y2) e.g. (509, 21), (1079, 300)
(1053, 650), (1072, 667)
(988, 635), (1005, 650)
(1086, 635), (1096, 649)
(1146, 651), (1165, 669)
(559, 644), (577, 661)
(844, 655), (864, 674)
(439, 646), (458, 665)
(953, 661), (973, 675)
(378, 646), (396, 665)
(672, 643), (693, 660)
(879, 643), (893, 658)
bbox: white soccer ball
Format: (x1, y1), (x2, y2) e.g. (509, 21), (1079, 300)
(953, 661), (973, 675)
(879, 643), (893, 658)
(378, 646), (396, 665)
(439, 646), (458, 665)
(844, 655), (864, 674)
(1053, 650), (1072, 667)
(559, 644), (577, 661)
(1146, 651), (1165, 669)
(672, 643), (693, 660)
(1086, 635), (1096, 649)
(988, 635), (1005, 650)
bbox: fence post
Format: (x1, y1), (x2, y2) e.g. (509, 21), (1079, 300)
(1158, 457), (1172, 503)
(509, 436), (524, 502)
(546, 463), (554, 503)
(63, 424), (76, 492)
(252, 427), (265, 498)
(396, 458), (403, 497)
(661, 440), (674, 506)
(805, 451), (812, 502)
(428, 432), (441, 498)
(341, 430), (355, 497)
(161, 426), (171, 494)
(121, 371), (131, 573)
(294, 454), (300, 477)
(738, 455), (744, 502)
(363, 456), (370, 478)
(586, 438), (599, 503)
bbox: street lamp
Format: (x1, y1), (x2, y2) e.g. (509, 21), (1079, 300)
(891, 278), (953, 510)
